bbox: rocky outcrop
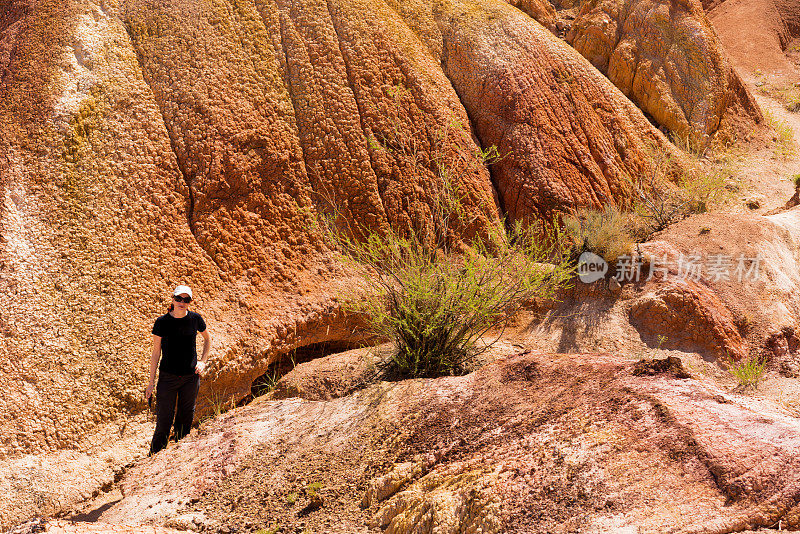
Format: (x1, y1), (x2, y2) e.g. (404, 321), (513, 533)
(629, 281), (748, 360)
(88, 351), (800, 532)
(0, 0), (772, 527)
(0, 0), (677, 464)
(637, 208), (800, 361)
(512, 0), (763, 143)
(392, 0), (680, 221)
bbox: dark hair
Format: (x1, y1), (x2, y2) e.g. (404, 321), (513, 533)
(168, 303), (174, 313)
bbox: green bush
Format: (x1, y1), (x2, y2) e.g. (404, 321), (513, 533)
(318, 203), (573, 378)
(727, 354), (768, 390)
(310, 123), (573, 379)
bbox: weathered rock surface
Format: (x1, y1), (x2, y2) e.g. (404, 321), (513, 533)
(640, 208), (800, 363)
(393, 0), (679, 221)
(267, 344), (388, 401)
(88, 351), (800, 533)
(0, 0), (776, 527)
(629, 280), (749, 361)
(513, 0), (763, 143)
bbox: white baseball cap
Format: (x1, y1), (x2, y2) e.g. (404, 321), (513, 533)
(173, 285), (193, 298)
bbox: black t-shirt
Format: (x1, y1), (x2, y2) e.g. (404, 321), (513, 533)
(152, 310), (207, 376)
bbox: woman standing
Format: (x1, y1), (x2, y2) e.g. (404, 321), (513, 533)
(144, 285), (211, 456)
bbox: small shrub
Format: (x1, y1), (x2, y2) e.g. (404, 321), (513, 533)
(311, 121), (574, 379)
(734, 313), (754, 333)
(679, 164), (736, 213)
(632, 144), (692, 237)
(771, 85), (800, 112)
(321, 212), (573, 378)
(286, 492), (298, 506)
(632, 139), (739, 240)
(305, 481), (324, 511)
(785, 95), (800, 112)
(563, 204), (633, 263)
(252, 370), (280, 398)
(727, 354), (768, 390)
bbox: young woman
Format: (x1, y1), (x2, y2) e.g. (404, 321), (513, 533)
(144, 285), (211, 456)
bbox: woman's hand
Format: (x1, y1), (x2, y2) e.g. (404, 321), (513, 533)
(195, 361), (207, 375)
(144, 384), (154, 401)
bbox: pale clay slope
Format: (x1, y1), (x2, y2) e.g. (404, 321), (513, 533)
(90, 351), (800, 533)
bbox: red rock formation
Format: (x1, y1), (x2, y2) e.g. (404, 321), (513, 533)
(572, 0), (742, 140)
(510, 0), (763, 143)
(0, 0), (776, 527)
(392, 0), (677, 221)
(638, 209), (800, 364)
(629, 281), (748, 361)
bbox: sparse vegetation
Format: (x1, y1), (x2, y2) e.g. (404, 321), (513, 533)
(765, 109), (797, 158)
(305, 481), (324, 511)
(563, 137), (738, 254)
(784, 92), (800, 112)
(563, 204), (633, 263)
(735, 312), (754, 333)
(727, 354), (768, 390)
(198, 387), (238, 423)
(315, 195), (573, 378)
(310, 119), (574, 379)
(752, 80), (800, 112)
(252, 370), (280, 398)
(680, 160), (738, 213)
(630, 139), (739, 240)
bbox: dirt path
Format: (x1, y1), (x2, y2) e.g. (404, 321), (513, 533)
(720, 65), (800, 214)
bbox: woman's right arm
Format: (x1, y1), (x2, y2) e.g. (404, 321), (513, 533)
(145, 335), (161, 400)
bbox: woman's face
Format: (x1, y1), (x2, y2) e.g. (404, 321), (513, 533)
(173, 292), (191, 313)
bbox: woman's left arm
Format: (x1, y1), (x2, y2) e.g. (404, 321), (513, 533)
(196, 329), (212, 375)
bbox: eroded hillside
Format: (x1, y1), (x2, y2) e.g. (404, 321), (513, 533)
(2, 0), (797, 530)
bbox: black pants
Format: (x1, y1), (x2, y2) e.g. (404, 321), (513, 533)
(148, 371), (199, 456)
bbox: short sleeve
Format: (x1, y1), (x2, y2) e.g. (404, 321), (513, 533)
(152, 318), (164, 336)
(197, 313), (207, 333)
